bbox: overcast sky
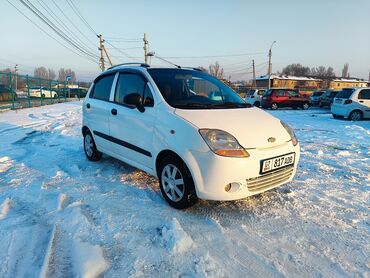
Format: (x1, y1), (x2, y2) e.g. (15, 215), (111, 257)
(0, 0), (369, 81)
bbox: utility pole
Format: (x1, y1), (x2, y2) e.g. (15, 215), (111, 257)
(14, 64), (18, 91)
(267, 41), (276, 89)
(143, 33), (148, 64)
(98, 34), (105, 71)
(252, 59), (256, 88)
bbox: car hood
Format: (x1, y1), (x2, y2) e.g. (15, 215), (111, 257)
(175, 107), (292, 149)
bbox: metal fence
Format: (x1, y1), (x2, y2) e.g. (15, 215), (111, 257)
(0, 71), (91, 111)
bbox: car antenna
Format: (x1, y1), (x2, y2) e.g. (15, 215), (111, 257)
(153, 53), (181, 68)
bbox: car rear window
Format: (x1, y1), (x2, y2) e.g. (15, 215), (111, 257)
(263, 89), (272, 96)
(336, 89), (355, 99)
(313, 91), (324, 96)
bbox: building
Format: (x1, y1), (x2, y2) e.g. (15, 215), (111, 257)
(256, 74), (368, 93)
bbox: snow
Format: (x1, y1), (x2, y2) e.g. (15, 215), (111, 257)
(0, 102), (369, 277)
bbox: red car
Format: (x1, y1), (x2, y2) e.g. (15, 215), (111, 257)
(261, 88), (311, 110)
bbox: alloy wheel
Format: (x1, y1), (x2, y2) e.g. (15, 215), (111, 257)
(161, 164), (185, 202)
(84, 133), (94, 157)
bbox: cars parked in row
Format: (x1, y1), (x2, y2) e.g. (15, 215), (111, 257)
(310, 90), (325, 106)
(319, 90), (339, 108)
(244, 89), (265, 107)
(29, 87), (58, 98)
(82, 63), (300, 209)
(68, 88), (88, 98)
(0, 84), (16, 101)
(261, 88), (311, 110)
(331, 88), (370, 121)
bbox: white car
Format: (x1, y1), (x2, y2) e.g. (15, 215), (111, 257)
(29, 87), (58, 98)
(82, 63), (300, 209)
(245, 89), (266, 107)
(331, 88), (370, 121)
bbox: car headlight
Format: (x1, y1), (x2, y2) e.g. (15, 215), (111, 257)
(280, 121), (298, 146)
(199, 129), (250, 157)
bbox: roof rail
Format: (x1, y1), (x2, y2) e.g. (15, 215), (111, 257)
(107, 62), (150, 70)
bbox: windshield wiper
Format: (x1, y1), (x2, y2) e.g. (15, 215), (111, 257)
(210, 102), (250, 108)
(174, 103), (212, 109)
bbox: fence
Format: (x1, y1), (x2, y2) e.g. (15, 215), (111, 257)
(0, 71), (91, 111)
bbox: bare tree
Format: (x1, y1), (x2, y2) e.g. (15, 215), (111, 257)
(282, 64), (311, 76)
(34, 67), (56, 80)
(341, 63), (349, 78)
(311, 66), (336, 78)
(208, 62), (224, 79)
(197, 66), (208, 73)
(48, 69), (56, 80)
(58, 68), (76, 82)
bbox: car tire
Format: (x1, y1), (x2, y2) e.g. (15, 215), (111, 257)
(271, 103), (278, 110)
(348, 110), (363, 121)
(83, 130), (102, 161)
(254, 101), (260, 107)
(302, 102), (310, 110)
(42, 93), (45, 98)
(158, 155), (198, 209)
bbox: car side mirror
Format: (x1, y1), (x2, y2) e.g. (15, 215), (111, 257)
(124, 93), (145, 112)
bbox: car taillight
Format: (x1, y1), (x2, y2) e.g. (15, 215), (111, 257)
(344, 99), (352, 104)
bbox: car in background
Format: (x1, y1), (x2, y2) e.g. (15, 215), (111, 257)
(331, 88), (370, 121)
(319, 90), (339, 108)
(261, 88), (311, 110)
(245, 89), (266, 107)
(29, 86), (58, 98)
(0, 84), (16, 101)
(67, 88), (88, 98)
(310, 91), (325, 106)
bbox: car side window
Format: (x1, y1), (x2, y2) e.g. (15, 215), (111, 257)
(358, 89), (370, 100)
(91, 74), (115, 101)
(288, 90), (298, 97)
(115, 73), (146, 105)
(277, 90), (285, 97)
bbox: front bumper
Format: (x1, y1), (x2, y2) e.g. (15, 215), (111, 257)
(186, 142), (300, 201)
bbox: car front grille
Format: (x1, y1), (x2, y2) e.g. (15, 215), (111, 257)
(246, 166), (294, 192)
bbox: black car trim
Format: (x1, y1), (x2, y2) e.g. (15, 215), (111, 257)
(93, 131), (152, 157)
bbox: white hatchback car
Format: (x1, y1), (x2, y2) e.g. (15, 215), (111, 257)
(331, 88), (370, 121)
(82, 63), (300, 209)
(245, 89), (266, 107)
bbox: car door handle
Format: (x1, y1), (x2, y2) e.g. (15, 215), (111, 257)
(86, 103), (90, 109)
(111, 108), (117, 115)
(359, 100), (364, 103)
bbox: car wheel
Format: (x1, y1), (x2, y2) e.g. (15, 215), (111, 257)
(271, 103), (278, 110)
(53, 94), (58, 98)
(302, 102), (310, 110)
(83, 130), (102, 161)
(158, 155), (198, 209)
(348, 110), (363, 121)
(42, 93), (45, 98)
(254, 101), (260, 107)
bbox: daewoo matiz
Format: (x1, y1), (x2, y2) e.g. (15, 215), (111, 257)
(82, 63), (300, 209)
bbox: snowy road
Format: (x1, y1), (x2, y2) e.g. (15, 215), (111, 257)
(0, 102), (369, 277)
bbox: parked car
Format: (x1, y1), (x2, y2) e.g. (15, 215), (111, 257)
(29, 86), (58, 98)
(245, 89), (266, 107)
(261, 88), (311, 110)
(68, 88), (88, 98)
(319, 90), (339, 108)
(310, 91), (325, 106)
(82, 63), (300, 209)
(0, 84), (16, 101)
(331, 88), (370, 121)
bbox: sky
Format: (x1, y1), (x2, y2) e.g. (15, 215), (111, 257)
(0, 0), (369, 82)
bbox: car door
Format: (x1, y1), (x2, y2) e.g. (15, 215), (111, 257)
(276, 90), (288, 107)
(84, 73), (116, 153)
(108, 71), (156, 170)
(287, 90), (300, 107)
(357, 89), (370, 118)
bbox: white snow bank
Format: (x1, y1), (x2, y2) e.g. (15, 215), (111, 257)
(161, 218), (195, 253)
(0, 198), (12, 220)
(72, 239), (109, 278)
(0, 156), (12, 173)
(57, 193), (68, 211)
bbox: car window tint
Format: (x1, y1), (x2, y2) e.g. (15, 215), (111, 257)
(115, 73), (146, 105)
(336, 89), (354, 99)
(91, 75), (114, 101)
(358, 89), (370, 100)
(288, 90), (298, 97)
(143, 83), (154, 107)
(276, 90), (285, 96)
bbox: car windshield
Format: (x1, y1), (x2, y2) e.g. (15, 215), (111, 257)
(147, 68), (249, 109)
(313, 91), (324, 96)
(246, 90), (256, 96)
(336, 89), (355, 99)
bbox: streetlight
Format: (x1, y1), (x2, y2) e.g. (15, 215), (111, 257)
(268, 41), (276, 89)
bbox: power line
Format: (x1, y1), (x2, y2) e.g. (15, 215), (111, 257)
(105, 40), (140, 61)
(6, 0), (98, 65)
(66, 0), (97, 36)
(161, 52), (267, 59)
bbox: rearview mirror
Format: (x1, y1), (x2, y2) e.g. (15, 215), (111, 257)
(124, 93), (145, 112)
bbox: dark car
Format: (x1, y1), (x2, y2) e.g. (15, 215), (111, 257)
(261, 88), (311, 110)
(68, 88), (88, 98)
(319, 90), (340, 108)
(0, 84), (16, 101)
(310, 91), (325, 106)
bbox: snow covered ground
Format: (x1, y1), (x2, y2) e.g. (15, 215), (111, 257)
(0, 102), (369, 277)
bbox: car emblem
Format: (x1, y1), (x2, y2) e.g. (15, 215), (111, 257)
(267, 137), (276, 143)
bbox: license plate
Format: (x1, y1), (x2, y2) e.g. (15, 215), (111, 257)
(335, 99), (342, 103)
(260, 153), (295, 174)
